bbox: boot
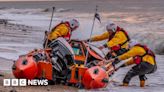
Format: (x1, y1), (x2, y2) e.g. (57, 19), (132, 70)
(119, 82), (128, 86)
(140, 80), (145, 87)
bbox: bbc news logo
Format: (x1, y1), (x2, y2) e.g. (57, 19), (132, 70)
(3, 79), (48, 86)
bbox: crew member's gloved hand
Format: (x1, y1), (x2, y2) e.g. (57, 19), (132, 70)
(45, 30), (48, 35)
(98, 46), (105, 50)
(119, 64), (126, 68)
(115, 64), (126, 71)
(83, 39), (90, 42)
(98, 44), (109, 50)
(112, 57), (121, 66)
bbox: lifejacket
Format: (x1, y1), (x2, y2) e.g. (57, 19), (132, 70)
(63, 30), (71, 41)
(109, 27), (130, 52)
(133, 44), (155, 64)
(135, 44), (155, 58)
(133, 44), (156, 68)
(133, 55), (142, 64)
(51, 22), (72, 41)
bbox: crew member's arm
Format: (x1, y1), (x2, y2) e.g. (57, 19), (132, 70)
(116, 58), (134, 69)
(124, 58), (135, 66)
(48, 24), (69, 41)
(90, 32), (110, 42)
(118, 46), (146, 60)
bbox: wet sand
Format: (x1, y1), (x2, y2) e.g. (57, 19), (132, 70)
(0, 72), (78, 92)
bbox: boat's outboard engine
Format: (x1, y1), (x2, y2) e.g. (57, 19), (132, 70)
(48, 38), (75, 82)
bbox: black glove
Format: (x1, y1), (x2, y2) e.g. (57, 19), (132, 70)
(115, 64), (126, 71)
(119, 64), (126, 68)
(86, 39), (90, 42)
(112, 57), (120, 65)
(83, 39), (90, 42)
(103, 44), (108, 48)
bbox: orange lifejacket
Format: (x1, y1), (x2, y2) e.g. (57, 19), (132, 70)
(51, 22), (72, 41)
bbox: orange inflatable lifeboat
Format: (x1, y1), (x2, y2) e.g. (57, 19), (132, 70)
(12, 55), (38, 79)
(82, 66), (109, 89)
(12, 49), (53, 80)
(12, 38), (115, 89)
(69, 40), (106, 65)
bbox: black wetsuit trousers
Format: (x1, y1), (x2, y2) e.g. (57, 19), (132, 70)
(123, 62), (156, 84)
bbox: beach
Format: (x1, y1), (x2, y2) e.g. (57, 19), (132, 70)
(0, 0), (164, 92)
